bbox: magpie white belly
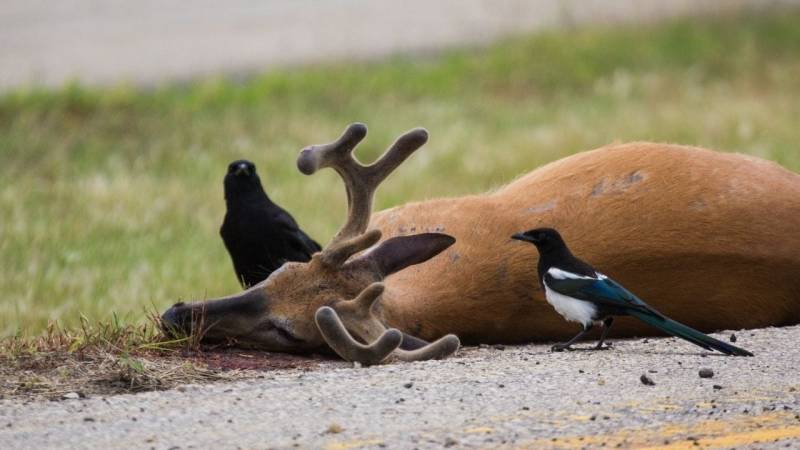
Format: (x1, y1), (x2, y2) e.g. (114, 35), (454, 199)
(543, 283), (597, 326)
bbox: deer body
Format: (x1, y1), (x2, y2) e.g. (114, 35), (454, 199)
(162, 125), (800, 364)
(375, 142), (800, 344)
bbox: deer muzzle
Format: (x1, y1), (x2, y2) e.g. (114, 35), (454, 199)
(160, 284), (316, 351)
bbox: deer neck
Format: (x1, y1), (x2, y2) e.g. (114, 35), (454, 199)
(374, 286), (418, 333)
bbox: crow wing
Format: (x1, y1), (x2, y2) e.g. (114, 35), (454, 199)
(271, 208), (322, 258)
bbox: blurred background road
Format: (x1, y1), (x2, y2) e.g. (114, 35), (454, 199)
(3, 0), (798, 89)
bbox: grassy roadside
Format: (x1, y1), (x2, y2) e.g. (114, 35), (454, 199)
(0, 315), (336, 400)
(2, 11), (800, 340)
(0, 317), (201, 400)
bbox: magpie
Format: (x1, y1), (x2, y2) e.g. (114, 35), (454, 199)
(221, 160), (322, 288)
(511, 227), (753, 356)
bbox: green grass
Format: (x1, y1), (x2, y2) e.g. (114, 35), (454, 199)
(2, 12), (800, 337)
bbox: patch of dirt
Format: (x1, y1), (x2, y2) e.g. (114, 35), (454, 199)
(185, 348), (337, 371)
(0, 348), (340, 402)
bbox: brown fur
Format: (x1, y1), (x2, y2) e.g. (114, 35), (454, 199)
(374, 142), (800, 343)
(164, 138), (800, 354)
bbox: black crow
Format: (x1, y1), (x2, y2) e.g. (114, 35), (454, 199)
(511, 228), (753, 356)
(221, 160), (322, 288)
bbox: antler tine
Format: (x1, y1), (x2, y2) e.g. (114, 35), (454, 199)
(315, 306), (402, 366)
(328, 282), (391, 343)
(316, 283), (460, 365)
(394, 334), (460, 362)
(296, 123), (367, 176)
(320, 229), (382, 269)
(364, 127), (429, 188)
(297, 123), (429, 245)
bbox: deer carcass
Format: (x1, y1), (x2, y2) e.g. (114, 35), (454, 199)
(161, 123), (800, 364)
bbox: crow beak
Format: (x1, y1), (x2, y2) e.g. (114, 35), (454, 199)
(511, 232), (535, 244)
(234, 163), (250, 176)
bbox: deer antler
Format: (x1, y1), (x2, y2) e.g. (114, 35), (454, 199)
(299, 124), (459, 365)
(314, 306), (403, 366)
(297, 123), (428, 246)
(320, 229), (382, 269)
(315, 283), (460, 365)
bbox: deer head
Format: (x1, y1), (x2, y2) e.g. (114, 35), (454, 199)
(161, 124), (460, 365)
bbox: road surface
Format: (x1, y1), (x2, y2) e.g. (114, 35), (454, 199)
(1, 325), (799, 449)
(3, 0), (798, 90)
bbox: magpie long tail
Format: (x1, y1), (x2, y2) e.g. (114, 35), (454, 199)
(629, 311), (753, 356)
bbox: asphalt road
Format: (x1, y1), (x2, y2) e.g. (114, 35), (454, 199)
(2, 325), (799, 449)
(3, 0), (797, 89)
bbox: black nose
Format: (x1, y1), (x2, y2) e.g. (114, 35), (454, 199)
(161, 304), (191, 336)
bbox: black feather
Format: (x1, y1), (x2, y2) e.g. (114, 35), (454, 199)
(220, 160), (322, 288)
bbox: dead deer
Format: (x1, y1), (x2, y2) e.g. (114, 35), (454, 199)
(162, 123), (460, 365)
(162, 123), (800, 364)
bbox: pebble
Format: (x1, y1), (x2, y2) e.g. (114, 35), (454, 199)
(62, 393), (81, 400)
(640, 374), (656, 386)
(325, 423), (343, 434)
(730, 333), (737, 343)
(698, 369), (714, 378)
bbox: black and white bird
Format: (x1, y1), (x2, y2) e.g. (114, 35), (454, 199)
(511, 227), (753, 356)
(220, 160), (322, 288)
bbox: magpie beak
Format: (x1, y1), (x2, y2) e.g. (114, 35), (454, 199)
(511, 232), (537, 244)
(234, 163), (250, 176)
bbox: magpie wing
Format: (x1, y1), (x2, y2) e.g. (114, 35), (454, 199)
(544, 272), (661, 316)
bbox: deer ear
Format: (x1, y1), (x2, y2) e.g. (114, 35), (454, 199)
(356, 233), (455, 277)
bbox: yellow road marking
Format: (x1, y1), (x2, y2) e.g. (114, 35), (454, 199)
(639, 425), (800, 450)
(465, 426), (494, 434)
(325, 438), (384, 450)
(515, 412), (800, 449)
